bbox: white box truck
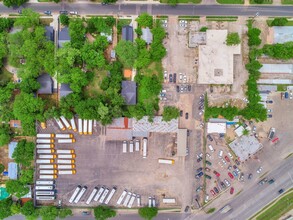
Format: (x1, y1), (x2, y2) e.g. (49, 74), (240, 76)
(37, 134), (55, 138)
(71, 118), (77, 132)
(56, 150), (75, 154)
(104, 187), (117, 205)
(37, 149), (55, 154)
(36, 159), (54, 164)
(36, 144), (54, 149)
(129, 141), (134, 153)
(36, 139), (54, 144)
(123, 141), (127, 153)
(135, 140), (140, 151)
(60, 116), (71, 129)
(142, 138), (148, 159)
(148, 197), (152, 207)
(86, 187), (98, 205)
(57, 164), (76, 169)
(88, 120), (93, 135)
(69, 185), (81, 203)
(57, 154), (76, 159)
(78, 119), (83, 135)
(39, 165), (57, 169)
(57, 159), (75, 164)
(57, 139), (76, 144)
(158, 159), (175, 165)
(116, 190), (127, 205)
(83, 119), (88, 135)
(55, 118), (65, 131)
(127, 194), (136, 208)
(99, 188), (109, 203)
(55, 134), (73, 139)
(162, 198), (176, 204)
(74, 186), (87, 203)
(123, 192), (132, 207)
(39, 155), (57, 159)
(93, 187), (105, 202)
(39, 170), (57, 174)
(39, 174), (57, 179)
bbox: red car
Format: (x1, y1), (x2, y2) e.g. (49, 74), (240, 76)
(230, 187), (234, 194)
(210, 190), (216, 196)
(228, 172), (234, 180)
(213, 170), (220, 177)
(224, 156), (230, 163)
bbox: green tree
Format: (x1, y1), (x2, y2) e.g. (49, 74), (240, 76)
(0, 18), (14, 32)
(94, 206), (116, 220)
(167, 0), (178, 6)
(242, 129), (249, 136)
(39, 206), (58, 220)
(226, 32), (241, 46)
(69, 18), (86, 49)
(19, 77), (41, 93)
(60, 14), (69, 26)
(199, 27), (208, 32)
(0, 198), (13, 220)
(12, 140), (35, 167)
(136, 13), (153, 28)
(254, 0), (264, 3)
(5, 180), (29, 198)
(138, 207), (158, 220)
(0, 125), (11, 147)
(14, 9), (40, 29)
(58, 208), (73, 219)
(81, 43), (106, 69)
(115, 40), (138, 68)
(0, 164), (4, 173)
(10, 202), (20, 215)
(270, 17), (288, 26)
(3, 0), (28, 7)
(0, 33), (8, 68)
(19, 168), (34, 184)
(162, 106), (180, 122)
(20, 200), (38, 218)
(247, 27), (261, 46)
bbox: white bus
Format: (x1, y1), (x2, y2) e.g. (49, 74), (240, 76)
(99, 188), (109, 203)
(35, 191), (55, 196)
(117, 190), (127, 205)
(135, 140), (140, 151)
(74, 186), (87, 203)
(83, 119), (88, 135)
(36, 180), (54, 185)
(127, 194), (136, 208)
(36, 196), (55, 201)
(93, 187), (105, 202)
(86, 187), (98, 205)
(69, 185), (82, 203)
(60, 116), (71, 129)
(78, 119), (83, 135)
(142, 138), (148, 159)
(104, 187), (117, 205)
(35, 185), (54, 190)
(71, 118), (77, 132)
(129, 141), (134, 153)
(123, 141), (127, 153)
(123, 192), (132, 207)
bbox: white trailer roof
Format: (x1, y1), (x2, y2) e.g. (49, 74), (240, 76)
(207, 123), (226, 134)
(259, 64), (293, 74)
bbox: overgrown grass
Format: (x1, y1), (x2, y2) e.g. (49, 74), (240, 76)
(38, 0), (52, 2)
(250, 0), (272, 4)
(40, 18), (53, 26)
(256, 190), (293, 220)
(207, 208), (216, 213)
(282, 0), (293, 3)
(277, 84), (289, 91)
(0, 68), (13, 85)
(216, 0), (244, 4)
(140, 61), (163, 77)
(84, 70), (107, 97)
(160, 0), (201, 3)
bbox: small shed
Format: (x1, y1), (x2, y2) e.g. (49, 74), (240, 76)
(123, 69), (132, 78)
(45, 26), (54, 42)
(37, 73), (53, 94)
(9, 120), (21, 128)
(142, 27), (153, 44)
(59, 83), (73, 99)
(8, 162), (18, 180)
(8, 142), (18, 159)
(122, 25), (133, 42)
(121, 81), (137, 105)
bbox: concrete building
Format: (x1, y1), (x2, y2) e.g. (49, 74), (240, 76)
(8, 142), (18, 159)
(198, 30), (241, 84)
(259, 64), (293, 74)
(8, 162), (18, 180)
(59, 83), (73, 99)
(272, 26), (293, 43)
(207, 122), (226, 134)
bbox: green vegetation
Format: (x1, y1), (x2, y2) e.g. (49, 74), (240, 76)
(115, 40), (138, 68)
(268, 17), (288, 26)
(0, 198), (13, 220)
(136, 13), (153, 28)
(277, 84), (289, 91)
(3, 0), (28, 7)
(117, 19), (131, 34)
(0, 164), (4, 173)
(0, 125), (11, 147)
(207, 208), (216, 213)
(226, 32), (241, 46)
(242, 129), (249, 135)
(20, 200), (39, 219)
(206, 16), (238, 22)
(94, 206), (116, 220)
(216, 0), (243, 4)
(60, 14), (69, 26)
(247, 26), (261, 46)
(12, 140), (35, 166)
(256, 190), (293, 220)
(138, 207), (158, 220)
(160, 0), (201, 3)
(162, 106), (180, 121)
(262, 42), (293, 60)
(58, 208), (73, 219)
(5, 180), (29, 198)
(199, 26), (208, 32)
(167, 0), (178, 6)
(250, 0), (272, 3)
(282, 0), (293, 4)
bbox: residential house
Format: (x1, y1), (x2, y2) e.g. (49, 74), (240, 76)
(58, 27), (70, 48)
(121, 81), (137, 105)
(45, 26), (54, 42)
(142, 27), (153, 44)
(122, 25), (133, 42)
(59, 83), (73, 99)
(37, 73), (53, 95)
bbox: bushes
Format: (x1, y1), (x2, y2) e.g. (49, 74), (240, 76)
(138, 207), (158, 220)
(262, 42), (293, 60)
(162, 106), (180, 121)
(226, 32), (241, 46)
(270, 17), (288, 26)
(247, 27), (261, 46)
(94, 206), (116, 220)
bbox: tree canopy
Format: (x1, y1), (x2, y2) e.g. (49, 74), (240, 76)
(94, 206), (116, 220)
(0, 125), (11, 147)
(3, 0), (28, 7)
(226, 32), (241, 46)
(0, 198), (13, 220)
(12, 140), (35, 167)
(162, 106), (180, 122)
(138, 207), (158, 220)
(136, 13), (153, 28)
(5, 180), (29, 198)
(60, 14), (69, 26)
(39, 206), (58, 220)
(115, 40), (138, 68)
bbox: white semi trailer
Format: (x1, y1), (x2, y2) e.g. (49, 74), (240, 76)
(74, 186), (87, 203)
(39, 170), (57, 174)
(93, 187), (105, 202)
(37, 149), (55, 154)
(39, 175), (57, 179)
(88, 120), (93, 135)
(36, 139), (54, 144)
(57, 139), (76, 144)
(117, 190), (127, 205)
(55, 134), (73, 139)
(36, 144), (54, 149)
(58, 170), (76, 175)
(57, 154), (76, 159)
(83, 119), (88, 135)
(56, 150), (75, 154)
(104, 187), (117, 205)
(36, 196), (55, 201)
(99, 188), (109, 203)
(123, 192), (132, 207)
(127, 194), (136, 208)
(69, 186), (81, 203)
(57, 159), (75, 164)
(36, 159), (54, 164)
(142, 138), (148, 159)
(57, 164), (76, 169)
(86, 187), (98, 205)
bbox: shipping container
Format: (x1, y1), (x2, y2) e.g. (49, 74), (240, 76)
(39, 174), (57, 179)
(104, 187), (117, 205)
(36, 144), (54, 149)
(123, 192), (132, 207)
(36, 180), (55, 185)
(60, 116), (72, 129)
(39, 164), (57, 169)
(143, 138), (148, 159)
(36, 196), (55, 201)
(57, 164), (76, 169)
(35, 185), (54, 190)
(99, 188), (109, 203)
(127, 194), (136, 208)
(58, 170), (76, 175)
(37, 149), (55, 154)
(71, 118), (77, 132)
(158, 159), (175, 165)
(36, 139), (54, 144)
(57, 159), (75, 164)
(88, 120), (93, 135)
(74, 186), (87, 203)
(116, 190), (127, 205)
(78, 119), (83, 135)
(56, 149), (75, 154)
(129, 141), (134, 153)
(57, 139), (76, 144)
(83, 119), (88, 135)
(86, 187), (98, 205)
(69, 185), (82, 203)
(36, 159), (54, 164)
(135, 140), (140, 151)
(39, 170), (57, 174)
(57, 154), (76, 159)
(55, 134), (73, 139)
(55, 118), (65, 131)
(93, 187), (105, 202)
(37, 134), (55, 138)
(39, 155), (57, 159)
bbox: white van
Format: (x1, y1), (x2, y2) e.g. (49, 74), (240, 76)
(208, 145), (215, 153)
(218, 150), (223, 158)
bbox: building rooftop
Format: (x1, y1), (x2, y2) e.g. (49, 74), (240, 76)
(37, 73), (53, 94)
(177, 129), (187, 157)
(229, 135), (262, 161)
(198, 30), (241, 85)
(45, 26), (54, 42)
(259, 64), (293, 74)
(59, 83), (73, 99)
(122, 25), (133, 42)
(273, 26), (293, 43)
(121, 81), (137, 105)
(132, 116), (178, 133)
(8, 162), (18, 180)
(8, 142), (17, 159)
(207, 122), (226, 134)
(58, 27), (70, 48)
(142, 27), (153, 44)
(257, 79), (293, 84)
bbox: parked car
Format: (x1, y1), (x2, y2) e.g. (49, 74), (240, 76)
(221, 158), (227, 165)
(256, 166), (263, 174)
(196, 186), (203, 192)
(210, 190), (216, 196)
(230, 187), (234, 195)
(232, 171), (238, 177)
(214, 187), (219, 194)
(184, 206), (190, 213)
(266, 100), (273, 103)
(180, 110), (183, 117)
(228, 152), (233, 159)
(228, 172), (234, 180)
(213, 170), (220, 177)
(196, 167), (203, 173)
(195, 171), (204, 179)
(173, 73), (177, 83)
(258, 178), (268, 185)
(268, 114), (273, 118)
(233, 165), (237, 170)
(205, 174), (212, 179)
(224, 156), (230, 163)
(69, 11), (78, 15)
(268, 179), (275, 184)
(218, 150), (223, 158)
(185, 112), (189, 119)
(235, 159), (240, 166)
(205, 167), (211, 172)
(44, 11), (51, 15)
(278, 189), (284, 194)
(206, 153), (211, 159)
(208, 145), (215, 153)
(59, 11), (68, 14)
(239, 173), (244, 181)
(228, 165), (232, 170)
(176, 85), (180, 92)
(169, 74), (173, 83)
(267, 109), (272, 113)
(206, 160), (212, 166)
(199, 94), (204, 99)
(82, 211), (91, 216)
(197, 157), (202, 163)
(205, 194), (209, 203)
(248, 173), (253, 180)
(224, 179), (231, 187)
(188, 85), (191, 91)
(207, 134), (213, 142)
(220, 181), (226, 189)
(235, 168), (241, 174)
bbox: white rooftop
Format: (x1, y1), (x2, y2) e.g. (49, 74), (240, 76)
(259, 64), (293, 74)
(207, 122), (226, 134)
(257, 79), (293, 84)
(198, 30), (241, 85)
(234, 126), (244, 137)
(273, 26), (293, 43)
(132, 116), (178, 133)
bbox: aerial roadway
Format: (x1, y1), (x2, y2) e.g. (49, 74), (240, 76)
(0, 3), (292, 16)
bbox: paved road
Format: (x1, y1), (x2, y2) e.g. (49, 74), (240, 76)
(0, 3), (293, 16)
(205, 156), (293, 220)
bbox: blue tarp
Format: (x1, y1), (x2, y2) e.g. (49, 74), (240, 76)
(8, 162), (18, 180)
(8, 142), (17, 159)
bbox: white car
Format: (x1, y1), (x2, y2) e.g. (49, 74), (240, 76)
(224, 179), (231, 187)
(221, 158), (227, 165)
(206, 153), (211, 159)
(256, 166), (263, 174)
(228, 152), (233, 159)
(205, 194), (209, 203)
(218, 161), (223, 168)
(69, 11), (78, 15)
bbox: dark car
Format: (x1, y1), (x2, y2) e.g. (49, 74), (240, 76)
(184, 206), (190, 213)
(235, 159), (240, 166)
(101, 2), (109, 5)
(205, 174), (212, 180)
(180, 110), (183, 117)
(196, 167), (203, 173)
(266, 100), (273, 103)
(187, 130), (190, 136)
(197, 157), (202, 163)
(195, 171), (204, 179)
(220, 181), (226, 189)
(169, 74), (173, 83)
(198, 100), (204, 105)
(59, 11), (68, 14)
(248, 173), (253, 180)
(176, 85), (180, 92)
(188, 85), (191, 91)
(268, 114), (273, 118)
(206, 160), (212, 166)
(278, 189), (284, 194)
(82, 211), (91, 216)
(207, 134), (213, 142)
(173, 73), (177, 83)
(185, 112), (189, 119)
(258, 178), (268, 185)
(44, 10), (51, 15)
(224, 156), (230, 163)
(230, 187), (234, 195)
(233, 165), (238, 170)
(198, 105), (204, 110)
(268, 179), (275, 184)
(214, 187), (219, 194)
